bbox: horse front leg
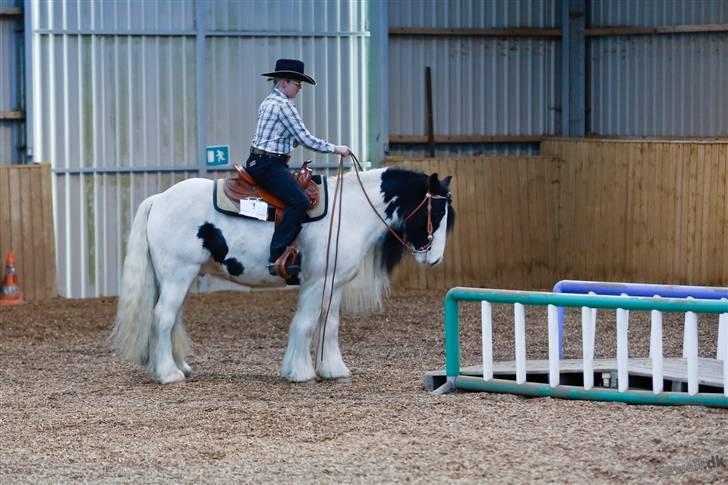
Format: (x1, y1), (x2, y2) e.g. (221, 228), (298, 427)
(314, 287), (351, 380)
(280, 283), (321, 382)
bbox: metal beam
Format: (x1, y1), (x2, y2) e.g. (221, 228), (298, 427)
(0, 7), (22, 17)
(0, 111), (23, 120)
(390, 135), (545, 144)
(389, 27), (561, 37)
(586, 23), (728, 37)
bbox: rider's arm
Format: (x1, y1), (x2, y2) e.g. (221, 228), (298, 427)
(278, 101), (336, 154)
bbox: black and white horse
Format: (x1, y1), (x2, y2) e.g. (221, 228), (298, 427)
(110, 166), (454, 383)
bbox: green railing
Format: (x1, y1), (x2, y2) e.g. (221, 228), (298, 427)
(442, 287), (728, 407)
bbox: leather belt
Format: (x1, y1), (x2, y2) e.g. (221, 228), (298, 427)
(250, 147), (290, 162)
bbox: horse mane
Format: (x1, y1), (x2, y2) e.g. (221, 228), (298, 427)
(341, 168), (431, 315)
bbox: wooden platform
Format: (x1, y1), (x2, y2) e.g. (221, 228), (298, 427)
(425, 357), (726, 392)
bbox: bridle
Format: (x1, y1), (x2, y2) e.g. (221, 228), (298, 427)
(317, 153), (450, 361)
(349, 153), (450, 255)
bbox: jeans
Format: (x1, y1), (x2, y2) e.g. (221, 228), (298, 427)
(245, 153), (309, 262)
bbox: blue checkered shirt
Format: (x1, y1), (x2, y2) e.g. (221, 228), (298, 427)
(251, 88), (336, 155)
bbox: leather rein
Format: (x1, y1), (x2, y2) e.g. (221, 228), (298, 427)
(317, 153), (448, 361)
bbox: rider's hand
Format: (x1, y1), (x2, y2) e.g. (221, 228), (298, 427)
(334, 145), (352, 157)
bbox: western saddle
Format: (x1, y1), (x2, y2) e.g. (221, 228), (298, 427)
(222, 161), (321, 281)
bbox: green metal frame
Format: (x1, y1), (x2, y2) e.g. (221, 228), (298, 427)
(442, 287), (728, 407)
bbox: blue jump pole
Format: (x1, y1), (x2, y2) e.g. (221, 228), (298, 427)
(552, 280), (728, 357)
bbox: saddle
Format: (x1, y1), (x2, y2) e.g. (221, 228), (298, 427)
(221, 161), (322, 282)
(223, 161), (320, 225)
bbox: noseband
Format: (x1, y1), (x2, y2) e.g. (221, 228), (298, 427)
(404, 192), (451, 254)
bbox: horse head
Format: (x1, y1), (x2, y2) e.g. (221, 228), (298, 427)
(405, 172), (454, 266)
(380, 168), (455, 270)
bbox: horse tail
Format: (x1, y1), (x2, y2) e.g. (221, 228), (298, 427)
(110, 195), (159, 366)
(341, 244), (391, 315)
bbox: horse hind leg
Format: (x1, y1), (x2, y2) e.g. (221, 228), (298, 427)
(149, 271), (197, 384)
(173, 308), (193, 377)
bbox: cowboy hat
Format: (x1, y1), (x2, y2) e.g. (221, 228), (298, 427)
(261, 58), (316, 85)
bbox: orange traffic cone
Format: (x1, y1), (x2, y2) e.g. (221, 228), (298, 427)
(0, 251), (24, 305)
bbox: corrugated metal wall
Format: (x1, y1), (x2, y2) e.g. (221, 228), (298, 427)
(0, 0), (22, 165)
(589, 0), (728, 136)
(388, 0), (561, 157)
(30, 0), (370, 298)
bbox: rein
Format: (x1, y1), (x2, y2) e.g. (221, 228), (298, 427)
(317, 153), (447, 361)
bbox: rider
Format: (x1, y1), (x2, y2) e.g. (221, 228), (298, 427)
(246, 59), (352, 280)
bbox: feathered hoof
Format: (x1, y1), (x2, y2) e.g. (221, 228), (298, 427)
(280, 366), (317, 383)
(316, 364), (352, 381)
(155, 367), (186, 385)
(177, 361), (193, 377)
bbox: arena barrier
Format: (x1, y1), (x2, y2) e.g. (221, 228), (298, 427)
(552, 280), (728, 360)
(427, 287), (728, 407)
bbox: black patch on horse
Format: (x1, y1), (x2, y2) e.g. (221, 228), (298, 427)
(378, 168), (455, 273)
(223, 258), (244, 276)
(197, 222), (245, 276)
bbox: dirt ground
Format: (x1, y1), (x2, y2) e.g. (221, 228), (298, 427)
(1, 288), (727, 484)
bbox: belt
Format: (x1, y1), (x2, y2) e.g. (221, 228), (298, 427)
(250, 147), (290, 161)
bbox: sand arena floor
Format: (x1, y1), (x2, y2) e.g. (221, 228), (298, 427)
(1, 288), (726, 483)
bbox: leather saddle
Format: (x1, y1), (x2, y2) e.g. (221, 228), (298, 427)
(222, 161), (321, 282)
(223, 161), (320, 225)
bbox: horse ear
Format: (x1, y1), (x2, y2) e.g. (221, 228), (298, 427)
(428, 173), (440, 192)
(441, 175), (452, 190)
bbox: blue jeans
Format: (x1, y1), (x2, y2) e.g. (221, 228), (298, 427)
(245, 153), (309, 262)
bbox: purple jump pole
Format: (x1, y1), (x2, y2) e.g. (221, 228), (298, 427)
(552, 280), (728, 357)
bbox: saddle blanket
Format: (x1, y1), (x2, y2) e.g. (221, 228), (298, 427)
(212, 175), (328, 223)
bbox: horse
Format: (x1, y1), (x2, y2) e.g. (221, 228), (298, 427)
(110, 164), (455, 384)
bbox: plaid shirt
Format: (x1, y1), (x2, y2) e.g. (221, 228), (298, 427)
(251, 88), (336, 155)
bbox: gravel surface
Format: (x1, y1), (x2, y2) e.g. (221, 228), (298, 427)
(1, 288), (726, 484)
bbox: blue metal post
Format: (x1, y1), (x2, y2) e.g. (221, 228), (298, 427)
(553, 280), (728, 356)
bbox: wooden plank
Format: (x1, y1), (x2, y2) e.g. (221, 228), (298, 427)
(686, 145), (700, 283)
(585, 24), (728, 37)
(0, 7), (22, 16)
(0, 111), (24, 120)
(390, 135), (545, 144)
(716, 146), (728, 284)
(0, 168), (9, 263)
(457, 357), (725, 387)
(389, 27), (562, 38)
(19, 168), (35, 301)
(8, 168), (22, 296)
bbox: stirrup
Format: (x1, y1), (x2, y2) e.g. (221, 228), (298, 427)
(269, 246), (301, 280)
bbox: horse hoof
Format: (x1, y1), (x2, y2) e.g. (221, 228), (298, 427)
(280, 368), (317, 383)
(316, 365), (352, 380)
(178, 361), (193, 377)
(157, 368), (186, 384)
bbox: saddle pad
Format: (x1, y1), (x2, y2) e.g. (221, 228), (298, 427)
(213, 175), (328, 223)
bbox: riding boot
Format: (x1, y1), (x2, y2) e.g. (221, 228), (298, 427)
(268, 245), (302, 285)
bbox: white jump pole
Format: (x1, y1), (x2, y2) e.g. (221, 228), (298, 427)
(481, 301), (493, 381)
(685, 310), (699, 396)
(514, 303), (526, 384)
(650, 298), (664, 394)
(581, 305), (595, 390)
(616, 305), (629, 392)
(547, 304), (559, 387)
(718, 298), (727, 361)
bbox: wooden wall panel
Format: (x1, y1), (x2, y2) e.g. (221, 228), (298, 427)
(389, 157), (562, 290)
(542, 139), (728, 287)
(0, 164), (57, 301)
(391, 140), (728, 290)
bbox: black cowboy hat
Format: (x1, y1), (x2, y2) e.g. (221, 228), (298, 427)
(261, 59), (316, 85)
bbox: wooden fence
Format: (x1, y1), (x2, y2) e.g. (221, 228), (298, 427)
(391, 139), (728, 290)
(0, 163), (57, 301)
(543, 139), (728, 286)
(389, 157), (562, 290)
